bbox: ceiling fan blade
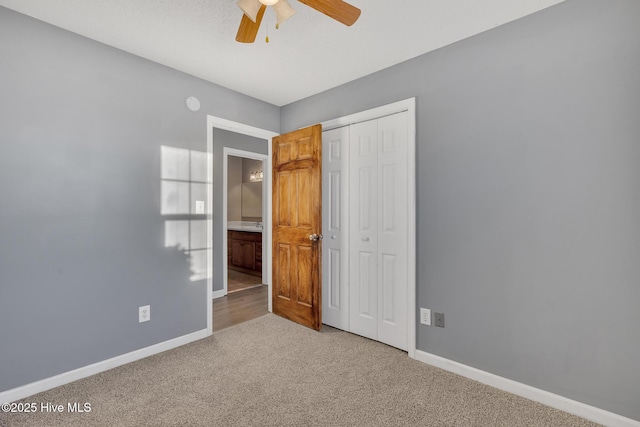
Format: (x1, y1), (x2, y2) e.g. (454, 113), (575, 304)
(236, 4), (266, 43)
(298, 0), (361, 26)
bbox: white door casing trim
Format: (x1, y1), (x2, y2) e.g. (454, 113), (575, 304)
(320, 97), (417, 359)
(207, 116), (278, 333)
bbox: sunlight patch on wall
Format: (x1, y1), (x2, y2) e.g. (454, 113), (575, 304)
(161, 145), (212, 281)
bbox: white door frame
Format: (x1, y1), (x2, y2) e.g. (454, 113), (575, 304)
(206, 116), (278, 335)
(319, 97), (417, 358)
(222, 148), (268, 295)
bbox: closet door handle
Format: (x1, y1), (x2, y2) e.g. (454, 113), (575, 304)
(362, 237), (370, 242)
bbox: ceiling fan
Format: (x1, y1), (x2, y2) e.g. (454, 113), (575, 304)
(236, 0), (361, 43)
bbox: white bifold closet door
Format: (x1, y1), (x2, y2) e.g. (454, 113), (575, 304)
(322, 125), (350, 329)
(322, 111), (409, 351)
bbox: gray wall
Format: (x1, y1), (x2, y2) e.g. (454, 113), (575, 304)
(228, 156), (243, 222)
(241, 158), (264, 221)
(0, 7), (279, 392)
(212, 129), (268, 292)
(282, 0), (640, 421)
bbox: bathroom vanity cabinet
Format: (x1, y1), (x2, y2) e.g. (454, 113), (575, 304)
(228, 230), (262, 276)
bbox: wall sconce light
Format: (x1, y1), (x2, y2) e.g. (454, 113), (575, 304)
(250, 170), (263, 182)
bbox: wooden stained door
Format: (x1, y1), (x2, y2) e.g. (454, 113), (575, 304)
(272, 124), (323, 330)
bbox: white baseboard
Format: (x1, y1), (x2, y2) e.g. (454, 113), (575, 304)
(0, 329), (209, 404)
(414, 350), (639, 427)
(212, 289), (226, 299)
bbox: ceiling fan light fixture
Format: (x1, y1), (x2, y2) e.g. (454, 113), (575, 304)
(236, 0), (360, 43)
(237, 0), (262, 23)
(272, 0), (296, 26)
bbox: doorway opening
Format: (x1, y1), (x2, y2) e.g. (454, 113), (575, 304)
(224, 151), (268, 295)
(207, 116), (277, 335)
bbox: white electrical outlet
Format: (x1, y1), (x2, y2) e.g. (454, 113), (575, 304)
(420, 308), (431, 326)
(139, 305), (150, 323)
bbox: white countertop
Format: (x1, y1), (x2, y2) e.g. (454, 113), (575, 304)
(227, 221), (263, 233)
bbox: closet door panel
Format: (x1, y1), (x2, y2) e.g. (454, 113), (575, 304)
(349, 120), (378, 340)
(376, 112), (409, 351)
(322, 127), (350, 329)
(322, 110), (410, 352)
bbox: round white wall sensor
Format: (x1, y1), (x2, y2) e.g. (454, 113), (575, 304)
(186, 96), (201, 112)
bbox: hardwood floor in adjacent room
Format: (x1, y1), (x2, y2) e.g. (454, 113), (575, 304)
(228, 269), (263, 293)
(213, 285), (268, 332)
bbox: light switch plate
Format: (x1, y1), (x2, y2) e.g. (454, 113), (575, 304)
(195, 200), (205, 214)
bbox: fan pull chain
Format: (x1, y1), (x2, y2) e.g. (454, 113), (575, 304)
(265, 11), (270, 43)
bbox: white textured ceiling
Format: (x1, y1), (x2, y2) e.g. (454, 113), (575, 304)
(0, 0), (564, 106)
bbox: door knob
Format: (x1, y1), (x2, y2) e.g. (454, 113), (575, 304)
(362, 237), (370, 242)
(309, 233), (323, 242)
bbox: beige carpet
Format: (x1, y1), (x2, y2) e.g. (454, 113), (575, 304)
(1, 314), (600, 427)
